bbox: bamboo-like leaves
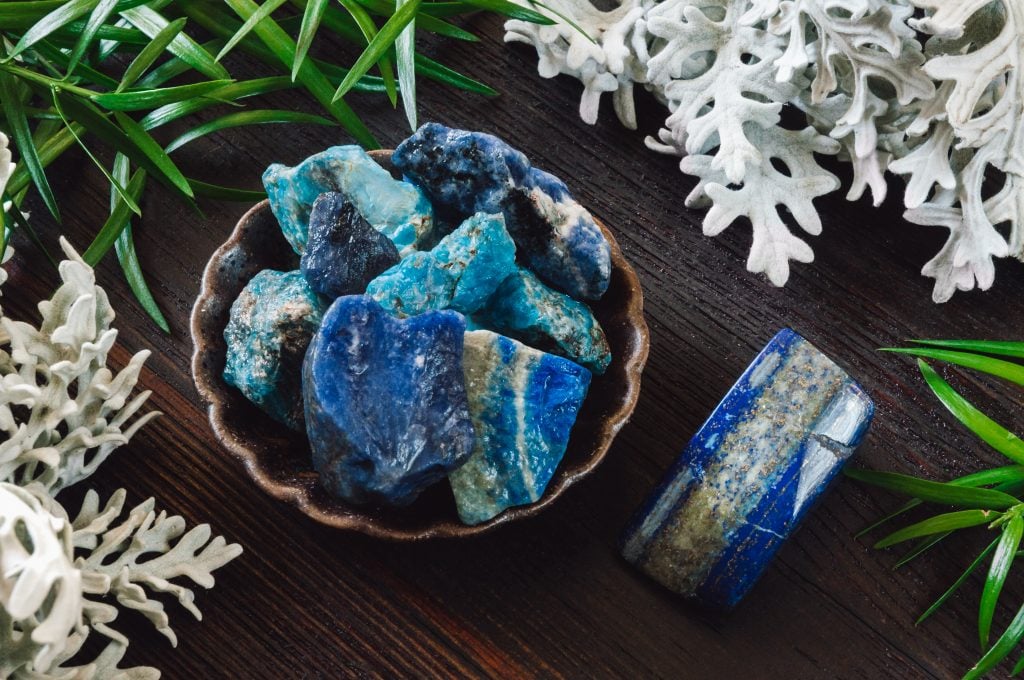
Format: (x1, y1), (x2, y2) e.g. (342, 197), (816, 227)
(980, 514), (1024, 649)
(214, 0), (289, 62)
(873, 510), (999, 549)
(165, 109), (333, 153)
(395, 0), (417, 130)
(332, 0), (420, 102)
(8, 0), (97, 59)
(845, 469), (1019, 510)
(0, 71), (58, 220)
(293, 0), (328, 80)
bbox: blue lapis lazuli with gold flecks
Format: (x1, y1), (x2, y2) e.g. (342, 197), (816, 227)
(620, 329), (874, 609)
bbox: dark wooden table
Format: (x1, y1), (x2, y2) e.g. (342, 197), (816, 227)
(7, 14), (1024, 679)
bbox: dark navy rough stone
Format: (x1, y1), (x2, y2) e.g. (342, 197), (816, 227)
(365, 212), (516, 317)
(263, 145), (433, 254)
(393, 123), (611, 300)
(473, 266), (611, 374)
(223, 270), (325, 430)
(449, 330), (591, 525)
(619, 329), (875, 609)
(302, 295), (475, 506)
(300, 192), (400, 300)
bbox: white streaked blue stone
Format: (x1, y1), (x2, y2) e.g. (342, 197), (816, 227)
(449, 330), (591, 525)
(365, 212), (516, 317)
(263, 145), (433, 255)
(392, 123), (611, 300)
(620, 329), (874, 609)
(472, 266), (611, 374)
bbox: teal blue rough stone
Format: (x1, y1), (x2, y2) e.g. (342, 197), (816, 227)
(302, 295), (474, 506)
(223, 270), (325, 430)
(263, 145), (433, 254)
(449, 330), (591, 525)
(474, 267), (611, 374)
(366, 212), (516, 316)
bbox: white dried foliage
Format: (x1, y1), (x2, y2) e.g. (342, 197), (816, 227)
(0, 243), (242, 678)
(506, 0), (1024, 302)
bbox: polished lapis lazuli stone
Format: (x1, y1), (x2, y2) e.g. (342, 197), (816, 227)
(365, 212), (516, 316)
(620, 329), (874, 609)
(263, 145), (433, 254)
(223, 270), (325, 431)
(473, 266), (611, 374)
(392, 123), (611, 300)
(301, 192), (400, 299)
(449, 330), (591, 525)
(302, 295), (475, 506)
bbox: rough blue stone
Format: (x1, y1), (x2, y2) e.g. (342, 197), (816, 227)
(302, 295), (474, 506)
(449, 330), (591, 525)
(223, 270), (325, 430)
(620, 329), (875, 609)
(473, 267), (611, 374)
(300, 192), (400, 299)
(393, 123), (611, 300)
(263, 145), (433, 254)
(365, 212), (516, 316)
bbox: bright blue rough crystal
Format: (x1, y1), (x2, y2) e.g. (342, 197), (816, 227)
(263, 145), (433, 255)
(223, 270), (325, 431)
(392, 123), (611, 300)
(300, 192), (400, 299)
(473, 266), (611, 374)
(620, 329), (874, 609)
(449, 330), (591, 525)
(366, 212), (516, 316)
(302, 295), (475, 506)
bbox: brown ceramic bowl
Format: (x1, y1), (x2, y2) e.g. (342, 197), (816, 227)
(191, 150), (649, 540)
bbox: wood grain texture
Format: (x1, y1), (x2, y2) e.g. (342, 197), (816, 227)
(6, 14), (1024, 679)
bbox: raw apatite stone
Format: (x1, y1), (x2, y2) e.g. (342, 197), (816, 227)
(473, 267), (611, 374)
(366, 212), (516, 316)
(223, 270), (325, 430)
(300, 192), (400, 299)
(450, 331), (591, 525)
(393, 123), (611, 300)
(263, 145), (433, 254)
(620, 329), (875, 609)
(302, 295), (475, 506)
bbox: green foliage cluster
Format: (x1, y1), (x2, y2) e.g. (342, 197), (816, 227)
(852, 341), (1024, 678)
(0, 0), (550, 329)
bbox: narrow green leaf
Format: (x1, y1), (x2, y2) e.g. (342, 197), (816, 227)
(1014, 653), (1024, 676)
(9, 0), (97, 58)
(218, 0), (377, 147)
(66, 0), (119, 75)
(980, 515), (1024, 648)
(93, 80), (234, 111)
(0, 1), (66, 24)
(118, 17), (187, 90)
(187, 178), (266, 202)
(875, 510), (999, 549)
(332, 0), (420, 101)
(887, 347), (1024, 389)
(965, 600), (1024, 680)
(120, 5), (230, 80)
(916, 359), (1024, 466)
(140, 76), (292, 129)
(293, 0), (329, 81)
(395, 0), (417, 130)
(110, 153), (169, 333)
(166, 109), (333, 153)
(894, 532), (952, 569)
(911, 340), (1024, 361)
(214, 0), (289, 62)
(335, 0), (397, 105)
(431, 0), (553, 22)
(415, 54), (496, 95)
(917, 538), (999, 626)
(2, 192), (57, 267)
(82, 168), (146, 265)
(30, 39), (120, 88)
(525, 0), (595, 43)
(5, 123), (78, 196)
(0, 73), (59, 221)
(50, 92), (141, 215)
(845, 468), (1020, 510)
(112, 111), (193, 199)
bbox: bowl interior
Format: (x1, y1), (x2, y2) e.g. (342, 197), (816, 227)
(191, 151), (649, 539)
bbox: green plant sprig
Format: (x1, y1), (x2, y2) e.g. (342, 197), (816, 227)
(850, 340), (1024, 679)
(0, 0), (552, 330)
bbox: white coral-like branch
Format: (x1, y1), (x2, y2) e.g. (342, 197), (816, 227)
(0, 238), (160, 493)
